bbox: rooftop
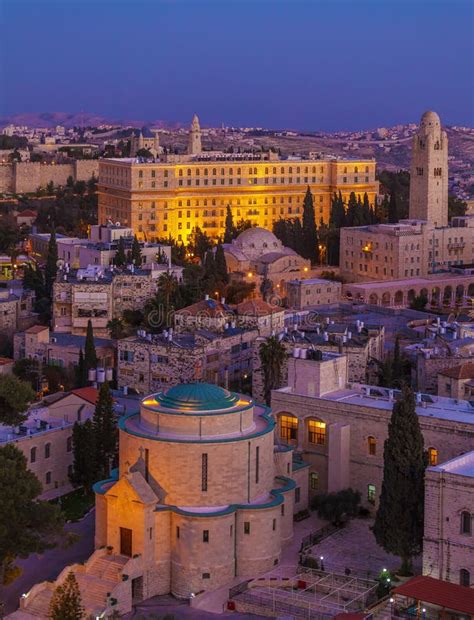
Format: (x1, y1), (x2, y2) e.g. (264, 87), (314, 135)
(430, 450), (474, 478)
(438, 361), (474, 379)
(393, 575), (474, 615)
(143, 383), (243, 413)
(275, 382), (474, 426)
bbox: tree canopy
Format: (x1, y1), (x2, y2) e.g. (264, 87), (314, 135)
(0, 444), (64, 585)
(48, 571), (85, 620)
(0, 374), (36, 426)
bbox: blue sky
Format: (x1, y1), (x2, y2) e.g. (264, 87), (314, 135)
(1, 0), (472, 130)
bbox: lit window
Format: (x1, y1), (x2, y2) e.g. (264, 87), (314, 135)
(368, 436), (376, 456)
(308, 419), (326, 445)
(428, 447), (438, 466)
(280, 415), (298, 442)
(367, 484), (376, 504)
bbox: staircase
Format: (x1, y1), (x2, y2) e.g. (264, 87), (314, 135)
(8, 551), (130, 619)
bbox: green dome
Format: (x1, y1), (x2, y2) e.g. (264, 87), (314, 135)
(157, 382), (240, 411)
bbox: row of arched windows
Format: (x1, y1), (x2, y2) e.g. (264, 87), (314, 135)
(30, 436), (72, 464)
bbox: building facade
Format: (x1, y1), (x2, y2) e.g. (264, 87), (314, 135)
(340, 111), (474, 282)
(286, 278), (342, 309)
(271, 354), (474, 508)
(423, 451), (474, 587)
(98, 119), (377, 243)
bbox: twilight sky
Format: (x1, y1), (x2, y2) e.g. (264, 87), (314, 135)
(1, 0), (473, 131)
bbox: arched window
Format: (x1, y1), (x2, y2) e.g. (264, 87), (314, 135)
(30, 447), (37, 463)
(368, 436), (376, 456)
(45, 443), (51, 459)
(428, 447), (438, 466)
(280, 415), (298, 442)
(308, 419), (326, 445)
(354, 166), (358, 173)
(461, 511), (472, 535)
(460, 569), (470, 587)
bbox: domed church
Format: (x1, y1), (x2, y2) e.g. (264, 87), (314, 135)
(91, 383), (308, 610)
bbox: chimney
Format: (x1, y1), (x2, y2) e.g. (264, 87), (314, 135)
(221, 297), (225, 304)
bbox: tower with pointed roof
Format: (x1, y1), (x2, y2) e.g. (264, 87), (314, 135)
(409, 110), (448, 227)
(187, 114), (202, 155)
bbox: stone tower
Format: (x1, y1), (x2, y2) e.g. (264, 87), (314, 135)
(409, 110), (448, 227)
(187, 114), (202, 155)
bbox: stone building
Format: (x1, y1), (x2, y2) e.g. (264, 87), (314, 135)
(174, 296), (285, 338)
(0, 284), (36, 337)
(52, 265), (181, 337)
(16, 383), (308, 617)
(414, 336), (474, 393)
(286, 278), (342, 309)
(0, 159), (98, 194)
(437, 362), (474, 399)
(423, 451), (474, 587)
(129, 127), (161, 158)
(340, 111), (474, 282)
(221, 227), (312, 293)
(98, 117), (378, 243)
(271, 353), (474, 508)
(0, 387), (98, 499)
(117, 326), (257, 393)
(14, 325), (115, 372)
(252, 320), (384, 403)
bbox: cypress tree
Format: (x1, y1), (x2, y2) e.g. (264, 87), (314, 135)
(392, 335), (402, 383)
(131, 235), (142, 266)
(114, 237), (127, 267)
(373, 386), (426, 575)
(223, 205), (235, 243)
(70, 419), (97, 491)
(388, 192), (399, 223)
(84, 320), (97, 374)
(76, 349), (87, 388)
(301, 187), (318, 263)
(93, 382), (117, 478)
(48, 571), (85, 620)
(346, 192), (360, 227)
(44, 229), (58, 298)
(214, 244), (228, 285)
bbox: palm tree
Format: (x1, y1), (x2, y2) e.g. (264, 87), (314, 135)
(146, 272), (178, 331)
(259, 336), (287, 406)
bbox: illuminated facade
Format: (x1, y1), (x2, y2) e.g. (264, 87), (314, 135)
(98, 119), (377, 243)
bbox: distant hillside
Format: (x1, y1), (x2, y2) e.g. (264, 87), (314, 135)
(0, 112), (180, 129)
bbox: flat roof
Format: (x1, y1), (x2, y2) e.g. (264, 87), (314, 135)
(275, 383), (474, 426)
(430, 450), (474, 477)
(346, 272), (474, 290)
(288, 278), (340, 286)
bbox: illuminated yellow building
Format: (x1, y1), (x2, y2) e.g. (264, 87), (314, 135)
(98, 118), (377, 243)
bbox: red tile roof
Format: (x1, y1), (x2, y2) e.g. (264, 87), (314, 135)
(25, 325), (49, 334)
(393, 575), (474, 615)
(69, 387), (99, 405)
(175, 299), (234, 318)
(17, 210), (37, 218)
(0, 357), (14, 366)
(438, 361), (474, 380)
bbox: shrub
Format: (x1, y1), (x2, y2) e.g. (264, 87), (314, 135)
(310, 488), (361, 525)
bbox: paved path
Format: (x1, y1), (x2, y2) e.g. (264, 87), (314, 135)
(0, 510), (95, 615)
(123, 595), (266, 619)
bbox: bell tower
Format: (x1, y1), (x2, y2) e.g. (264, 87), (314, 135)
(409, 110), (448, 227)
(187, 114), (202, 155)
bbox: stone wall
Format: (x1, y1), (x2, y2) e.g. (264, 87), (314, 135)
(0, 160), (99, 194)
(423, 465), (474, 584)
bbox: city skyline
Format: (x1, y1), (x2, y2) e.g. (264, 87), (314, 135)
(1, 0), (473, 131)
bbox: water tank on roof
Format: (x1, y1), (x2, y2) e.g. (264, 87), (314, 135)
(96, 368), (105, 383)
(88, 369), (97, 382)
(106, 368), (114, 382)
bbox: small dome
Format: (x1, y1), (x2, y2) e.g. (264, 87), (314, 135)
(156, 382), (239, 411)
(420, 111), (441, 130)
(236, 227), (281, 250)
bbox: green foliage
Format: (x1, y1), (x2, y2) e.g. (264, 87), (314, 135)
(310, 488), (361, 525)
(448, 195), (467, 221)
(234, 218), (254, 235)
(0, 214), (22, 255)
(13, 358), (40, 390)
(409, 293), (428, 312)
(93, 382), (118, 479)
(136, 148), (153, 158)
(0, 444), (64, 585)
(373, 386), (426, 575)
(84, 320), (97, 372)
(51, 488), (95, 523)
(48, 571), (85, 619)
(70, 419), (97, 491)
(188, 226), (213, 259)
(259, 336), (287, 406)
(388, 192), (399, 224)
(0, 134), (28, 149)
(273, 217), (303, 254)
(224, 205), (235, 243)
(45, 229), (58, 298)
(0, 374), (36, 425)
(378, 335), (411, 389)
(131, 235), (142, 266)
(377, 170), (410, 221)
(114, 237), (127, 267)
(224, 281), (255, 304)
(75, 349), (87, 388)
(214, 244), (228, 285)
(107, 318), (125, 340)
(301, 187), (319, 263)
(23, 262), (49, 318)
